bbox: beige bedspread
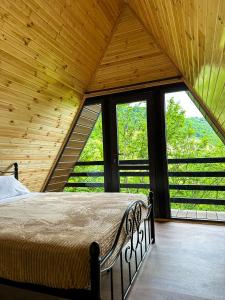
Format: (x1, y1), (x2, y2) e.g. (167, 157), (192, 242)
(0, 192), (147, 289)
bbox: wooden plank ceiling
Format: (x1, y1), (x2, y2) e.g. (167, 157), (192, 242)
(128, 0), (225, 136)
(1, 0), (224, 191)
(88, 5), (180, 92)
(0, 0), (123, 191)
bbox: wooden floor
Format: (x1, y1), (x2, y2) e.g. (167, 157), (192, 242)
(0, 222), (224, 300)
(128, 221), (225, 300)
(171, 209), (225, 221)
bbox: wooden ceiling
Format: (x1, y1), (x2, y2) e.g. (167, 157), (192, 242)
(0, 0), (224, 191)
(128, 0), (225, 136)
(0, 0), (123, 190)
(88, 5), (180, 92)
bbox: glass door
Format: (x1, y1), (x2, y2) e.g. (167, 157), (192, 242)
(116, 101), (150, 195)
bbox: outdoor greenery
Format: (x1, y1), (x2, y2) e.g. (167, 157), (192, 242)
(66, 97), (225, 212)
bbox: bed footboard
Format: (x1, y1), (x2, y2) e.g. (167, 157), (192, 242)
(0, 191), (154, 300)
(90, 191), (155, 300)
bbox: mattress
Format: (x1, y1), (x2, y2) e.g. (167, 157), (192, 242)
(0, 192), (147, 289)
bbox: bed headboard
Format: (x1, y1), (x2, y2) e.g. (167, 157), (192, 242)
(0, 163), (18, 180)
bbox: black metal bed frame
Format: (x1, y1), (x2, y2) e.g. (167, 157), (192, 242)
(0, 162), (18, 180)
(0, 163), (155, 300)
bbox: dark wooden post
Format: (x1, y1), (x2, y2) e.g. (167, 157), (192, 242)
(101, 99), (120, 192)
(147, 90), (171, 218)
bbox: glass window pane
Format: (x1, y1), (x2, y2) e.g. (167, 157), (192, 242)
(165, 91), (225, 214)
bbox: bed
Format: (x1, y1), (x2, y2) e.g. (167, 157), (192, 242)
(0, 163), (155, 299)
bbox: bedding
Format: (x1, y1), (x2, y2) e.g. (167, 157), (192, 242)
(0, 192), (39, 204)
(0, 192), (147, 290)
(0, 175), (30, 201)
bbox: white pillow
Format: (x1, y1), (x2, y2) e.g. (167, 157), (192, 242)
(0, 176), (30, 201)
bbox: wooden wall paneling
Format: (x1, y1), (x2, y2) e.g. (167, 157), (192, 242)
(0, 11), (87, 93)
(0, 0), (123, 191)
(0, 89), (78, 123)
(88, 5), (181, 92)
(211, 1), (225, 125)
(129, 0), (225, 137)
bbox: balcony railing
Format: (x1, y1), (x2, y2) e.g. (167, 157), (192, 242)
(65, 157), (225, 209)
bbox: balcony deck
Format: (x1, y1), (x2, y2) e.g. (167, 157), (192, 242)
(171, 209), (225, 221)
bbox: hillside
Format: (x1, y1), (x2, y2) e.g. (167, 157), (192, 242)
(185, 117), (221, 145)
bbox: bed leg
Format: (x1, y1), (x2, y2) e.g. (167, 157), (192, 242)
(149, 191), (155, 244)
(90, 242), (101, 300)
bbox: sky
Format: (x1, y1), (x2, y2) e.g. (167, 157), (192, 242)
(130, 91), (203, 118)
(165, 91), (202, 118)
